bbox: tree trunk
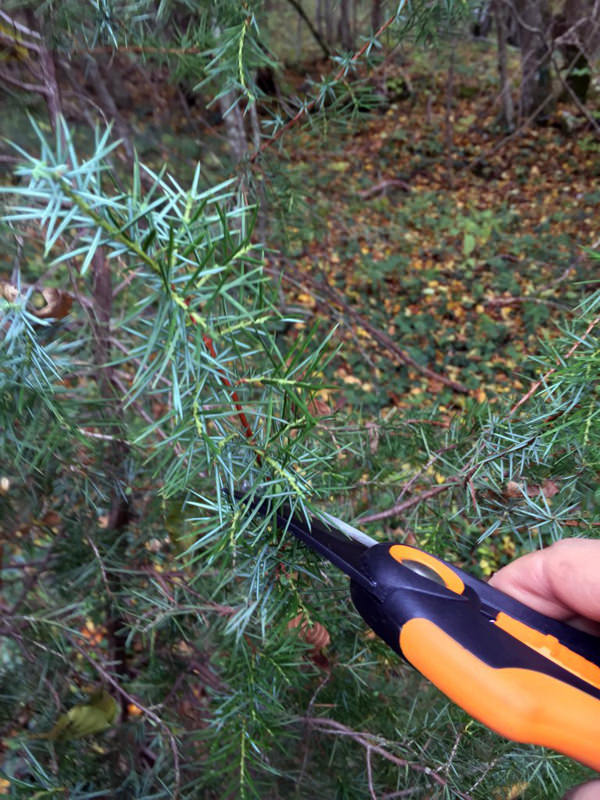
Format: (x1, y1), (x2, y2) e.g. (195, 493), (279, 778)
(316, 0), (324, 39)
(338, 0), (354, 50)
(372, 0), (383, 32)
(495, 0), (515, 129)
(23, 9), (67, 150)
(324, 0), (334, 44)
(514, 0), (554, 122)
(554, 0), (600, 105)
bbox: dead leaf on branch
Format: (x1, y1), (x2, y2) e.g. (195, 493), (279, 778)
(0, 280), (73, 320)
(288, 612), (331, 668)
(504, 479), (560, 499)
(504, 480), (523, 498)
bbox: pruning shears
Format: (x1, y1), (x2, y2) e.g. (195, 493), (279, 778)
(241, 494), (600, 770)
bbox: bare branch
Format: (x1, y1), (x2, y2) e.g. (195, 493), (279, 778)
(301, 716), (474, 800)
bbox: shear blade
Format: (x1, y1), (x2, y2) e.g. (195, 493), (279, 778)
(241, 494), (377, 592)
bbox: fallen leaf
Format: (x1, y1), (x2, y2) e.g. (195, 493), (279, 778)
(39, 690), (118, 741)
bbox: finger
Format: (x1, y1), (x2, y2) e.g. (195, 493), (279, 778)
(489, 538), (600, 623)
(563, 779), (600, 799)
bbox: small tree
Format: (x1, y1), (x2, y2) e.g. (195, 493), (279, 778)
(1, 3), (600, 799)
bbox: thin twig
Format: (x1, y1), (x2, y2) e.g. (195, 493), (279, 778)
(393, 441), (459, 505)
(0, 10), (42, 40)
(301, 716), (473, 800)
(70, 638), (181, 800)
(201, 334), (259, 451)
(312, 269), (469, 394)
(357, 178), (411, 198)
(357, 481), (459, 524)
(551, 51), (600, 137)
(508, 314), (600, 417)
(284, 0), (331, 58)
(366, 745), (377, 800)
(297, 673), (332, 792)
(484, 295), (567, 311)
(0, 66), (48, 95)
(249, 7), (405, 164)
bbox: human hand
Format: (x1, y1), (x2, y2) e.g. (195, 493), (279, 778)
(489, 538), (600, 800)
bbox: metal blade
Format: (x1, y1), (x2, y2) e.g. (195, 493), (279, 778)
(319, 511), (377, 547)
(240, 494), (377, 592)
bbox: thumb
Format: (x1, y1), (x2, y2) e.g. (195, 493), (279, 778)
(563, 780), (600, 799)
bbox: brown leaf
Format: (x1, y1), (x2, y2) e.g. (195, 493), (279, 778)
(0, 281), (18, 303)
(541, 479), (559, 498)
(0, 281), (73, 319)
(504, 478), (559, 500)
(307, 397), (333, 419)
(41, 510), (61, 528)
(32, 287), (73, 319)
(504, 480), (523, 498)
(366, 421), (380, 454)
(288, 613), (331, 650)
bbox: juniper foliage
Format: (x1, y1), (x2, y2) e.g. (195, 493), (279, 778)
(0, 3), (599, 800)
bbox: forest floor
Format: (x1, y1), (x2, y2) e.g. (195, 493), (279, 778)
(265, 43), (600, 419)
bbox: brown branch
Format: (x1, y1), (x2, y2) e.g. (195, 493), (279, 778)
(89, 44), (205, 56)
(0, 65), (48, 95)
(484, 295), (566, 310)
(357, 309), (600, 526)
(201, 333), (260, 456)
(357, 178), (411, 198)
(357, 481), (459, 524)
(551, 50), (600, 137)
(88, 248), (134, 724)
(392, 442), (459, 503)
(0, 28), (44, 56)
(302, 716), (473, 800)
(69, 637), (181, 800)
(267, 259), (468, 394)
(359, 432), (537, 524)
(0, 10), (42, 41)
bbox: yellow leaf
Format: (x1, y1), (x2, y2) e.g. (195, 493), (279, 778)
(296, 292), (316, 308)
(41, 690), (119, 741)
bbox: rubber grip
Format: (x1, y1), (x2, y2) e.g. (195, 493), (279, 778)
(400, 617), (600, 770)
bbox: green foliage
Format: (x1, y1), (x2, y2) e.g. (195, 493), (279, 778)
(0, 117), (348, 798)
(1, 2), (600, 799)
(3, 113), (598, 792)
